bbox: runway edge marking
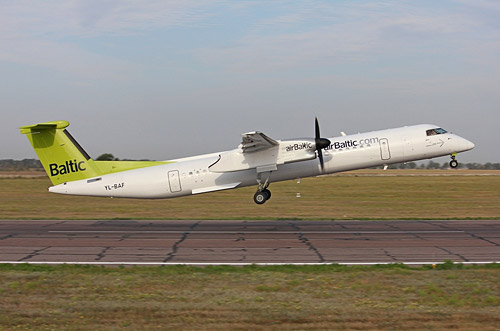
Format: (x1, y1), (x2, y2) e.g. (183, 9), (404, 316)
(0, 261), (498, 266)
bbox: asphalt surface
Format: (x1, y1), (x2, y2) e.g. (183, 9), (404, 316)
(1, 220), (500, 265)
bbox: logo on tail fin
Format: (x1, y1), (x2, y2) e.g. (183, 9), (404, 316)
(49, 160), (87, 176)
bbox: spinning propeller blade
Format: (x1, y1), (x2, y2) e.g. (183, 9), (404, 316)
(314, 117), (331, 172)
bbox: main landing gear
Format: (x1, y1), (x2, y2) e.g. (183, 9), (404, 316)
(254, 188), (271, 204)
(449, 153), (459, 168)
(254, 172), (272, 204)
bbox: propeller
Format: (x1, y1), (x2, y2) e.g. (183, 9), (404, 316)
(314, 117), (331, 172)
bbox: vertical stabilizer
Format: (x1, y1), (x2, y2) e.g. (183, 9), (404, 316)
(20, 121), (102, 185)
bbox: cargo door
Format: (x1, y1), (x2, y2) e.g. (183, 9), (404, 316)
(167, 170), (182, 193)
(379, 138), (391, 160)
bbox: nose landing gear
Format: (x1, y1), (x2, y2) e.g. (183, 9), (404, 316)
(449, 153), (459, 168)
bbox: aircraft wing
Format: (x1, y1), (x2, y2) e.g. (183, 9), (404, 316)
(241, 131), (279, 153)
(209, 131), (280, 173)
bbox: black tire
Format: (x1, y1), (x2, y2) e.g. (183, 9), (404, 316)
(254, 191), (267, 204)
(450, 160), (458, 168)
(262, 189), (271, 200)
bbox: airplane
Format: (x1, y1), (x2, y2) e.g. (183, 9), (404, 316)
(20, 119), (474, 204)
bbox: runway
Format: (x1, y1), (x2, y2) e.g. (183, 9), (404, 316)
(1, 220), (500, 265)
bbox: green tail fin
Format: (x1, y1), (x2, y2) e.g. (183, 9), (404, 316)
(20, 120), (172, 186)
(20, 120), (102, 185)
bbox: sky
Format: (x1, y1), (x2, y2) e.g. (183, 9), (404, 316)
(1, 0), (499, 163)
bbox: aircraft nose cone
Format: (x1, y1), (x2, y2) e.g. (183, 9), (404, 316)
(463, 139), (475, 151)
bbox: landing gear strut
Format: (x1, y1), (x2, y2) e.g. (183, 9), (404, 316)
(449, 154), (459, 168)
(254, 172), (272, 204)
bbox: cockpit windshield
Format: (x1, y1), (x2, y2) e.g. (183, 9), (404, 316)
(426, 128), (447, 136)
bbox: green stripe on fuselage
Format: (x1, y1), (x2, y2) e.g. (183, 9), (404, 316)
(94, 160), (172, 175)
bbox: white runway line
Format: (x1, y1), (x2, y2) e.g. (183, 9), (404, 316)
(0, 261), (498, 266)
(48, 230), (465, 234)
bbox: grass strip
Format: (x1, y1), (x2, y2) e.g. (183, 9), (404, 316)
(1, 170), (500, 220)
(1, 263), (500, 329)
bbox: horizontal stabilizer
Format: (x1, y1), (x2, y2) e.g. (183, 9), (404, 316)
(20, 120), (70, 134)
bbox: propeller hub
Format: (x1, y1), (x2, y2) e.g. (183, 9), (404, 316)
(315, 138), (331, 150)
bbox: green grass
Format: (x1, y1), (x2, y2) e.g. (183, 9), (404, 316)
(1, 264), (500, 329)
(1, 170), (499, 220)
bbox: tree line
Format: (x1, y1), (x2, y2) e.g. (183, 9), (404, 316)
(0, 159), (43, 171)
(1, 156), (500, 171)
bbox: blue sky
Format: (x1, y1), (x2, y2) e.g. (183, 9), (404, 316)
(1, 0), (499, 162)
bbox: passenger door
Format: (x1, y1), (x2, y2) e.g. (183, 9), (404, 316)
(379, 138), (391, 160)
(167, 170), (182, 193)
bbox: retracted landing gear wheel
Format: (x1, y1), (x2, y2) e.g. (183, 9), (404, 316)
(254, 191), (268, 204)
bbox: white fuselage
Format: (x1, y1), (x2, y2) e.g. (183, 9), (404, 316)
(49, 124), (475, 198)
